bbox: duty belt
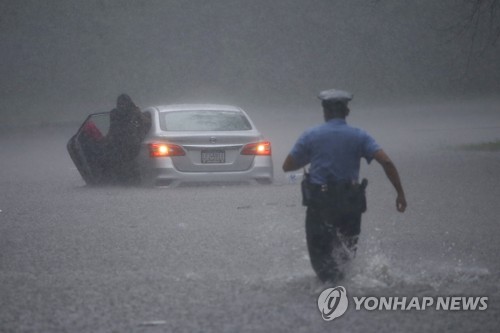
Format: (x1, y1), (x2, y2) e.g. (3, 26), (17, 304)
(309, 179), (368, 192)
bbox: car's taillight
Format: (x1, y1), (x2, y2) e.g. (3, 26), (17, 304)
(241, 141), (272, 155)
(149, 143), (186, 157)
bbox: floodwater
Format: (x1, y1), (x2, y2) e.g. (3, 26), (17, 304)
(0, 100), (499, 332)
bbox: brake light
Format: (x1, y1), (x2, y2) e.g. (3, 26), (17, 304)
(241, 141), (272, 155)
(149, 143), (185, 157)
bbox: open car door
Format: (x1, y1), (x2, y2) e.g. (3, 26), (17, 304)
(67, 112), (110, 185)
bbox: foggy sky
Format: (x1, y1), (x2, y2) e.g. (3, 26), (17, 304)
(1, 0), (499, 125)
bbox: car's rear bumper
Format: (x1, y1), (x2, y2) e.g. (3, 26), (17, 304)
(138, 155), (273, 187)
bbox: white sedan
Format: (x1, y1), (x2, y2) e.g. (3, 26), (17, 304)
(68, 104), (274, 186)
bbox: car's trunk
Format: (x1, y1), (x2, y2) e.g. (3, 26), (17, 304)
(153, 131), (263, 172)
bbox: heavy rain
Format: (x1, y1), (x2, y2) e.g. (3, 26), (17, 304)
(1, 1), (499, 332)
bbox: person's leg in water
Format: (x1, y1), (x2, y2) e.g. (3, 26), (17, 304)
(334, 211), (362, 270)
(306, 203), (344, 282)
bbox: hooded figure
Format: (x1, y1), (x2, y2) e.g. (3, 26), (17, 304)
(105, 94), (150, 183)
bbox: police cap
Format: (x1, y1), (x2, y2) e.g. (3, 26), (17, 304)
(318, 89), (353, 104)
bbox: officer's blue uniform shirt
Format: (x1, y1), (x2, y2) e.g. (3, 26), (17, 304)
(290, 119), (381, 184)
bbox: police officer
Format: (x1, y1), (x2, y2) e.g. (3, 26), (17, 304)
(282, 89), (407, 282)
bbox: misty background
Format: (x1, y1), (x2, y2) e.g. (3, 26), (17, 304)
(1, 0), (499, 126)
(1, 2), (500, 331)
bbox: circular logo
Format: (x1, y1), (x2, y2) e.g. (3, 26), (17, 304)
(318, 286), (349, 321)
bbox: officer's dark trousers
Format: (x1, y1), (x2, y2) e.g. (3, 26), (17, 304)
(305, 190), (362, 282)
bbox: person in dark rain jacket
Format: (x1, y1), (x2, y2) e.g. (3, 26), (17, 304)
(104, 94), (150, 183)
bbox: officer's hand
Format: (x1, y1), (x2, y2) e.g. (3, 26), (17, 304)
(396, 194), (407, 213)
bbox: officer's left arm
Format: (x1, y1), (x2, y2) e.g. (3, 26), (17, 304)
(282, 154), (301, 172)
(373, 149), (407, 213)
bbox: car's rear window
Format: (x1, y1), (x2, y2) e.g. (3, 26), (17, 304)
(160, 110), (252, 131)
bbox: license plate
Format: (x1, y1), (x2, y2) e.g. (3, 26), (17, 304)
(201, 150), (225, 163)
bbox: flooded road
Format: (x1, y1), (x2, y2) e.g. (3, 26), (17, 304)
(1, 101), (499, 332)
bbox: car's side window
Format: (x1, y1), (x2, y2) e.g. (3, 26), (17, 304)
(77, 112), (111, 141)
(88, 113), (110, 137)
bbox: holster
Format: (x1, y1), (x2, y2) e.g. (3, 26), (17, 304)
(337, 179), (367, 214)
(301, 171), (312, 206)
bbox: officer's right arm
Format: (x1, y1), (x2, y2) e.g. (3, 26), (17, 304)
(373, 150), (407, 213)
(282, 154), (300, 172)
(283, 131), (310, 172)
